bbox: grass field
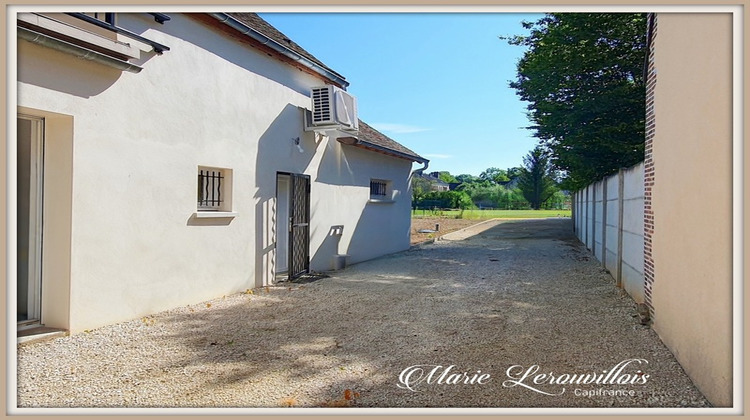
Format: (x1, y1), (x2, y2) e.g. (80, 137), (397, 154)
(412, 209), (572, 220)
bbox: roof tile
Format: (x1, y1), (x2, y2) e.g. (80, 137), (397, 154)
(357, 120), (427, 163)
(222, 14), (426, 164)
(227, 13), (345, 82)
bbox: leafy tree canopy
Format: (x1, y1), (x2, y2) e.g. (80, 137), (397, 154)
(437, 171), (458, 184)
(411, 176), (433, 201)
(455, 174), (479, 184)
(504, 13), (647, 190)
(506, 167), (524, 180)
(479, 167), (510, 184)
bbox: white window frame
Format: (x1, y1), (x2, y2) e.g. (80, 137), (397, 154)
(369, 178), (395, 203)
(196, 166), (236, 218)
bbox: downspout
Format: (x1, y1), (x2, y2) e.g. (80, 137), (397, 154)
(409, 159), (429, 211)
(409, 159), (430, 182)
(17, 26), (142, 73)
(209, 13), (349, 88)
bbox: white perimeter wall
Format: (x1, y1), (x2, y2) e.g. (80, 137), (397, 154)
(17, 13), (415, 332)
(573, 162), (645, 302)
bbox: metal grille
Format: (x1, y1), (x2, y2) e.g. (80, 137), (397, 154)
(370, 180), (387, 197)
(289, 174), (310, 280)
(198, 169), (223, 210)
(311, 86), (332, 123)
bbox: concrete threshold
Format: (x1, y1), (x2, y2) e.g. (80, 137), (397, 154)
(17, 326), (68, 345)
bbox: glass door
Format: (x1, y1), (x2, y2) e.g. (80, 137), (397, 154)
(17, 115), (44, 326)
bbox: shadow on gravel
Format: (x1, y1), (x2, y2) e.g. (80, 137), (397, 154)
(149, 278), (464, 407)
(138, 219), (708, 408)
(17, 219), (709, 409)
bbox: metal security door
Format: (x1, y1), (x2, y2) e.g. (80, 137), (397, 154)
(288, 174), (310, 280)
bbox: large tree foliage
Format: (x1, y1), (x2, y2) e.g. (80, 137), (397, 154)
(517, 147), (558, 209)
(505, 13), (647, 190)
(411, 176), (433, 202)
(437, 171), (458, 184)
(414, 190), (475, 210)
(455, 173), (479, 184)
(479, 167), (510, 184)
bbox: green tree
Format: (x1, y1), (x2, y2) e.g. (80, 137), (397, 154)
(411, 176), (432, 202)
(479, 167), (510, 184)
(544, 190), (570, 210)
(508, 188), (530, 209)
(437, 171), (458, 184)
(504, 13), (647, 190)
(419, 190), (475, 210)
(506, 167), (524, 180)
(517, 147), (558, 210)
(455, 174), (479, 184)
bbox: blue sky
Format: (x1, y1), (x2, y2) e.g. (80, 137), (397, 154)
(260, 12), (544, 177)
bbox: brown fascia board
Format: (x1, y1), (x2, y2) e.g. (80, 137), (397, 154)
(187, 13), (345, 89)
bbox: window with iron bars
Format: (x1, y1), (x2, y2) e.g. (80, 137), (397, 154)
(370, 179), (389, 198)
(198, 168), (226, 211)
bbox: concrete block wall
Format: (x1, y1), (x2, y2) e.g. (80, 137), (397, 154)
(604, 175), (620, 275)
(620, 163), (645, 302)
(573, 162), (645, 303)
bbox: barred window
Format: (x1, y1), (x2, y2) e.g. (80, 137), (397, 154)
(370, 179), (392, 200)
(198, 167), (232, 212)
(370, 179), (387, 197)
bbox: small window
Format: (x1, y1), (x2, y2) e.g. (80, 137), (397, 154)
(370, 179), (387, 197)
(198, 166), (232, 212)
(370, 179), (393, 201)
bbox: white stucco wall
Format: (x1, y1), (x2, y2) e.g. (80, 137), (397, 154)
(16, 13), (417, 332)
(311, 144), (413, 266)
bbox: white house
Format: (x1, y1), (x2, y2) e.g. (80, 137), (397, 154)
(15, 12), (427, 335)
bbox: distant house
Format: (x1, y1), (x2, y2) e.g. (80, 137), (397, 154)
(415, 171), (450, 192)
(15, 12), (427, 334)
(498, 177), (520, 189)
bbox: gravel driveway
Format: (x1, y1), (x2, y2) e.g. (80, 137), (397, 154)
(16, 218), (710, 410)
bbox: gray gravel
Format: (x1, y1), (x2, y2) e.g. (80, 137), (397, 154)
(16, 218), (710, 409)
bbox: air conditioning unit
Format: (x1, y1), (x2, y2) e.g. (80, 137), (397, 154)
(310, 85), (358, 131)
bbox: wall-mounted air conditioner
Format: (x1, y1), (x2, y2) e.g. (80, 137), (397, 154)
(309, 85), (358, 132)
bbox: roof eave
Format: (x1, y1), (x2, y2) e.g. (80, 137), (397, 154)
(208, 12), (349, 88)
(352, 140), (429, 164)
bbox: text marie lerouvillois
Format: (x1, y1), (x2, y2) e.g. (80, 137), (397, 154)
(396, 359), (650, 394)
